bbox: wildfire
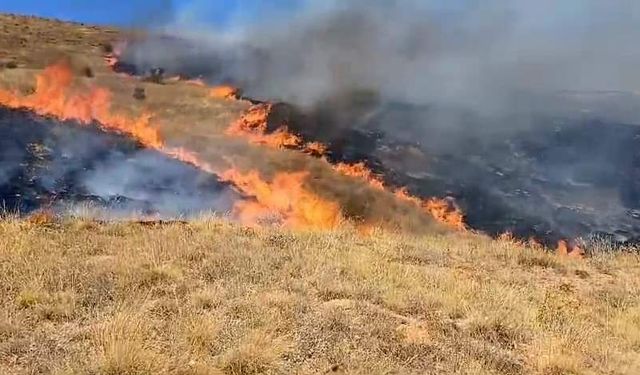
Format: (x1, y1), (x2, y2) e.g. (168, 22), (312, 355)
(210, 85), (240, 100)
(1, 60), (464, 232)
(0, 61), (348, 231)
(304, 141), (328, 157)
(423, 198), (465, 230)
(394, 188), (465, 230)
(332, 162), (465, 229)
(164, 76), (240, 99)
(225, 102), (467, 229)
(185, 78), (206, 87)
(220, 169), (342, 230)
(225, 103), (303, 149)
(0, 61), (162, 149)
(334, 162), (385, 190)
(103, 41), (127, 68)
(556, 240), (585, 258)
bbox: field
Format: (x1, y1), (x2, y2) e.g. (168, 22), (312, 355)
(2, 13), (640, 375)
(0, 219), (638, 374)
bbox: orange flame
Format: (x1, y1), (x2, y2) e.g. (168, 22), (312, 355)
(226, 103), (466, 229)
(304, 141), (329, 157)
(2, 61), (464, 232)
(220, 169), (342, 230)
(334, 162), (385, 190)
(185, 78), (206, 87)
(0, 62), (345, 231)
(0, 61), (162, 149)
(331, 161), (465, 229)
(395, 187), (465, 230)
(210, 85), (240, 100)
(226, 103), (303, 149)
(104, 56), (119, 68)
(556, 240), (585, 259)
(103, 41), (127, 68)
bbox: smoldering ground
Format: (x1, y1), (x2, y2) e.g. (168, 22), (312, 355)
(0, 107), (237, 218)
(115, 1), (640, 244)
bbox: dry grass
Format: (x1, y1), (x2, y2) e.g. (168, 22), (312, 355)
(0, 218), (638, 374)
(1, 13), (640, 374)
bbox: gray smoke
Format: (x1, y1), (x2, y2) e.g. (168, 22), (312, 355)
(122, 0), (640, 120)
(81, 149), (235, 217)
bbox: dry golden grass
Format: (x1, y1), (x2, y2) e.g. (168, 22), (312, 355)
(0, 218), (639, 374)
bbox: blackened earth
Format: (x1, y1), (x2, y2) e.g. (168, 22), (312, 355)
(0, 107), (236, 217)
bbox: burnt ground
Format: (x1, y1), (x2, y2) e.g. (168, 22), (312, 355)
(0, 107), (236, 217)
(270, 101), (640, 246)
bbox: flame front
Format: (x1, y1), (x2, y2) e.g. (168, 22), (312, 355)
(0, 61), (343, 230)
(0, 61), (162, 149)
(225, 103), (303, 149)
(394, 188), (465, 230)
(0, 61), (464, 231)
(334, 162), (385, 190)
(210, 85), (240, 100)
(224, 103), (465, 229)
(220, 169), (342, 230)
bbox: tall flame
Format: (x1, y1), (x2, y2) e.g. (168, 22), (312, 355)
(0, 61), (162, 149)
(220, 169), (342, 230)
(226, 103), (303, 149)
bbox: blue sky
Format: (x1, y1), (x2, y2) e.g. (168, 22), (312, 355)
(0, 1), (591, 30)
(1, 0), (173, 26)
(0, 0), (302, 27)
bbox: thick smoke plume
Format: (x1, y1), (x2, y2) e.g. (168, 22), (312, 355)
(126, 0), (640, 118)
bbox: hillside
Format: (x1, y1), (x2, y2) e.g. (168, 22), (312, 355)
(0, 219), (639, 374)
(1, 13), (640, 375)
(0, 13), (448, 233)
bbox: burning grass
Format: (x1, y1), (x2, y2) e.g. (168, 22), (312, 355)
(225, 103), (466, 230)
(0, 218), (639, 374)
(0, 62), (370, 232)
(220, 169), (343, 230)
(0, 60), (459, 235)
(0, 60), (162, 149)
(1, 16), (639, 373)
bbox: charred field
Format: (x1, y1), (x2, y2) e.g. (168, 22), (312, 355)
(270, 100), (640, 247)
(0, 107), (237, 217)
(1, 12), (640, 375)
